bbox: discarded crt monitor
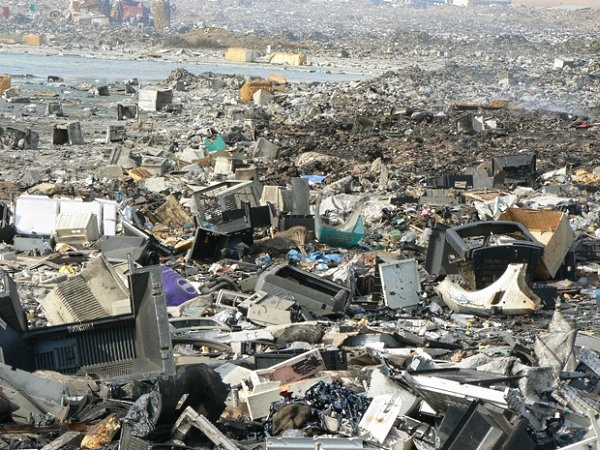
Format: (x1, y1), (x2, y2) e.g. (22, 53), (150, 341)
(255, 264), (352, 315)
(445, 221), (544, 289)
(223, 203), (274, 229)
(436, 401), (534, 450)
(491, 152), (536, 186)
(427, 174), (474, 189)
(189, 226), (233, 261)
(193, 180), (261, 223)
(189, 218), (253, 261)
(0, 264), (175, 381)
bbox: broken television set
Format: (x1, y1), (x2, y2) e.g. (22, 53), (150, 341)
(444, 221), (544, 289)
(0, 263), (174, 382)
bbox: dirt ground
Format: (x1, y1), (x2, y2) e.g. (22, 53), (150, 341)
(0, 2), (598, 184)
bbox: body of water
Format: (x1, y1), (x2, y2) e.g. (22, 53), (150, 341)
(0, 51), (371, 84)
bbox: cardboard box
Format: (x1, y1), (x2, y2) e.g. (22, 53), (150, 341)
(499, 208), (574, 279)
(240, 79), (274, 102)
(138, 87), (172, 111)
(268, 52), (307, 66)
(0, 75), (11, 95)
(225, 48), (258, 62)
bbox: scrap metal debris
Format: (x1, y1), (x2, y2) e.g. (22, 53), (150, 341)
(0, 2), (599, 449)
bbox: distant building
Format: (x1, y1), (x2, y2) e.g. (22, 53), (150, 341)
(68, 0), (169, 28)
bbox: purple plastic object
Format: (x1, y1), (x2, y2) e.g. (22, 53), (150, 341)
(161, 265), (198, 306)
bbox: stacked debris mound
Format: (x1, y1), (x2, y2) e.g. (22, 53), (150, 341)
(166, 67), (200, 85)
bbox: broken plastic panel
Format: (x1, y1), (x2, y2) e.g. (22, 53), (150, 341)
(0, 269), (27, 333)
(0, 203), (13, 244)
(122, 220), (173, 256)
(425, 222), (459, 278)
(255, 264), (352, 315)
(402, 371), (508, 411)
(379, 257), (421, 310)
(435, 263), (541, 316)
(255, 348), (326, 385)
(215, 289), (254, 309)
(266, 437), (363, 449)
(0, 363), (67, 421)
(445, 221), (544, 289)
(100, 235), (149, 264)
(291, 177), (311, 215)
(169, 317), (231, 337)
(245, 293), (297, 326)
(118, 424), (148, 450)
(255, 348), (347, 371)
(42, 431), (82, 450)
(0, 270), (29, 368)
(359, 394), (405, 444)
(171, 406), (239, 450)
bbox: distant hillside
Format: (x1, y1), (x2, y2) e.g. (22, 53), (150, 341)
(512, 0), (599, 8)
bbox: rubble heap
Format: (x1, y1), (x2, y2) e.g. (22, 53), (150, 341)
(0, 4), (599, 449)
